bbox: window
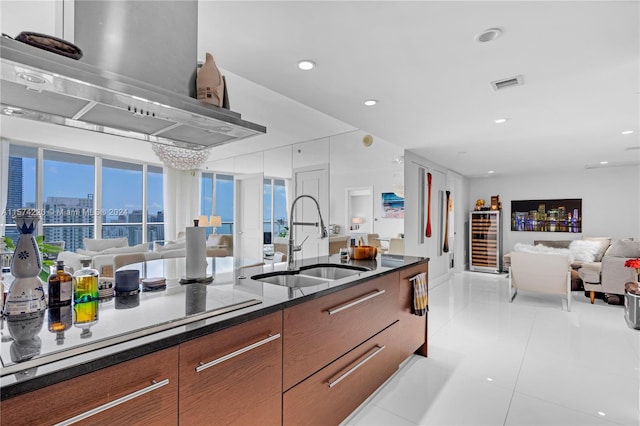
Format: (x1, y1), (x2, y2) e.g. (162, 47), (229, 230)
(147, 165), (164, 242)
(5, 143), (163, 252)
(263, 178), (288, 244)
(4, 145), (37, 245)
(43, 150), (95, 252)
(201, 173), (234, 235)
(101, 159), (143, 245)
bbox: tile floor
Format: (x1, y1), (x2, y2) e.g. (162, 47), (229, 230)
(343, 271), (640, 426)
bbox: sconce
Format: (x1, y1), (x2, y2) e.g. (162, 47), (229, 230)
(351, 217), (364, 230)
(198, 215), (223, 234)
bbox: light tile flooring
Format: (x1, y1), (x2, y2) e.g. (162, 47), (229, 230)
(344, 271), (640, 426)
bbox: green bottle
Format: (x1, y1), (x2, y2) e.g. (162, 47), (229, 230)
(73, 259), (99, 304)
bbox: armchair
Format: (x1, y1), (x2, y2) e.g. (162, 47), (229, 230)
(509, 251), (572, 311)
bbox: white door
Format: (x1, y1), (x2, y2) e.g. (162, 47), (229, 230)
(293, 165), (329, 262)
(235, 173), (264, 262)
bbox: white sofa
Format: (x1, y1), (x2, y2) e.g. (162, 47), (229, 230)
(57, 235), (233, 277)
(57, 237), (156, 276)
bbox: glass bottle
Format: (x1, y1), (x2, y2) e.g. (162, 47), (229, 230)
(48, 304), (72, 345)
(73, 259), (98, 304)
(73, 259), (99, 338)
(48, 260), (72, 307)
(74, 300), (98, 339)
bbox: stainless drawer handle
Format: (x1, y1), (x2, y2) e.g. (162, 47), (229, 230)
(55, 379), (170, 425)
(327, 289), (386, 315)
(196, 333), (281, 373)
(327, 345), (386, 388)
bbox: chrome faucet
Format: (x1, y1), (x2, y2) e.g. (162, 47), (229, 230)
(287, 194), (328, 270)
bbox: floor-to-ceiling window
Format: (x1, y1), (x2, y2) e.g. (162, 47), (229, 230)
(4, 143), (163, 251)
(263, 178), (288, 244)
(101, 159), (143, 245)
(43, 150), (95, 252)
(147, 165), (164, 243)
(201, 172), (234, 236)
(5, 145), (37, 244)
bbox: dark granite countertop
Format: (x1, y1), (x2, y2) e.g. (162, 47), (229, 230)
(1, 253), (426, 399)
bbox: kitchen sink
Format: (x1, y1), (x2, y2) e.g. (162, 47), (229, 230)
(253, 273), (328, 288)
(251, 264), (369, 288)
(298, 264), (368, 280)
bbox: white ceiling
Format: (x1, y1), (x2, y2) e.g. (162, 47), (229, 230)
(197, 1), (639, 178)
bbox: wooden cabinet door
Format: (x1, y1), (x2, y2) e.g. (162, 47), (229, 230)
(398, 263), (428, 358)
(178, 311), (282, 426)
(283, 322), (401, 426)
(1, 347), (179, 426)
(283, 274), (398, 391)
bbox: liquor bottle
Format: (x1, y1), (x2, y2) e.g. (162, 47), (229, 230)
(48, 304), (72, 345)
(74, 300), (98, 339)
(48, 260), (72, 307)
(73, 259), (99, 304)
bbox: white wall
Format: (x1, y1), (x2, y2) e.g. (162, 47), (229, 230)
(469, 166), (640, 253)
(404, 151), (470, 283)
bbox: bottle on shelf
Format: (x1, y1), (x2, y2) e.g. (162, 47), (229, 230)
(73, 259), (98, 304)
(73, 259), (99, 339)
(48, 260), (72, 308)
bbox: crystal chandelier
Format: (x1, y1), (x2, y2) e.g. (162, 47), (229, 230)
(152, 143), (211, 170)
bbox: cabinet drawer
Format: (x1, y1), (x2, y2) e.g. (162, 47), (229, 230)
(283, 274), (398, 390)
(283, 322), (400, 426)
(1, 347), (179, 426)
(398, 264), (428, 358)
(179, 311), (282, 426)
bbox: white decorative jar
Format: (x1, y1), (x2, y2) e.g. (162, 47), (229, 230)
(3, 208), (47, 315)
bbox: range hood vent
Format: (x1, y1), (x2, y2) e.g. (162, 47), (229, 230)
(490, 75), (524, 91)
(0, 1), (266, 150)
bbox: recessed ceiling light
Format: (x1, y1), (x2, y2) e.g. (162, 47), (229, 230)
(600, 161), (609, 165)
(488, 170), (495, 174)
(597, 412), (606, 417)
(297, 60), (315, 71)
(476, 28), (502, 43)
(622, 130), (635, 135)
(364, 99), (378, 106)
(494, 118), (508, 124)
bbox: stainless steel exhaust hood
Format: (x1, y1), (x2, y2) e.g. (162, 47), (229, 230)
(0, 1), (266, 150)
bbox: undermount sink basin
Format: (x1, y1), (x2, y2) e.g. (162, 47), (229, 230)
(251, 264), (369, 288)
(298, 264), (368, 280)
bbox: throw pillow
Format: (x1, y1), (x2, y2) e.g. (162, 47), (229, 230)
(569, 239), (601, 262)
(581, 237), (611, 262)
(154, 240), (186, 252)
(513, 243), (574, 262)
(84, 237), (128, 252)
(76, 248), (101, 256)
(603, 240), (640, 258)
(102, 242), (149, 255)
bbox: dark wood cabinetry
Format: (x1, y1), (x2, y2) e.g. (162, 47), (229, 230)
(398, 263), (429, 358)
(0, 260), (428, 426)
(469, 211), (502, 273)
(0, 347), (179, 426)
(283, 323), (401, 426)
(178, 311), (282, 426)
(283, 274), (398, 392)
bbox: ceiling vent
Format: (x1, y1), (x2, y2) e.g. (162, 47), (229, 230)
(491, 75), (524, 91)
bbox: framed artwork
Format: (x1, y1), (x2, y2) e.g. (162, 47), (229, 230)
(381, 192), (404, 218)
(511, 198), (582, 232)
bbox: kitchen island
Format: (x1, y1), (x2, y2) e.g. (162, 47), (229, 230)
(1, 253), (428, 425)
